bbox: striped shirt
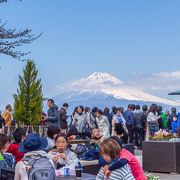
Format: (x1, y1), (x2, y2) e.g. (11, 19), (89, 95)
(96, 164), (135, 180)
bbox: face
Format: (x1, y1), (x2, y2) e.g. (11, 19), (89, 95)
(102, 154), (112, 163)
(116, 110), (121, 116)
(47, 101), (53, 108)
(1, 142), (10, 153)
(173, 117), (177, 121)
(55, 137), (68, 153)
(77, 107), (83, 114)
(92, 129), (100, 138)
(95, 112), (100, 118)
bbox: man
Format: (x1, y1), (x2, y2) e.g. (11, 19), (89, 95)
(123, 104), (135, 144)
(59, 103), (69, 133)
(44, 99), (60, 128)
(133, 105), (145, 149)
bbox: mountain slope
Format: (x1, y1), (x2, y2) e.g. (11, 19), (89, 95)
(55, 72), (180, 107)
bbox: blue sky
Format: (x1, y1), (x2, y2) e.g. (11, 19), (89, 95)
(0, 0), (180, 109)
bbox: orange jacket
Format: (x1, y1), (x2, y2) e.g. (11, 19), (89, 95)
(2, 110), (12, 126)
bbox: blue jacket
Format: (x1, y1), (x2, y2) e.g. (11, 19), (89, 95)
(123, 109), (135, 126)
(171, 121), (179, 133)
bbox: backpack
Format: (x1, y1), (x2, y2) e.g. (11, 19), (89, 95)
(23, 155), (55, 180)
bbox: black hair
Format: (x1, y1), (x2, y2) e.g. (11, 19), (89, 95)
(47, 125), (61, 139)
(47, 99), (54, 104)
(142, 105), (148, 111)
(78, 105), (84, 112)
(13, 128), (27, 143)
(63, 103), (69, 108)
(97, 109), (103, 115)
(103, 107), (110, 114)
(92, 107), (98, 113)
(135, 105), (140, 110)
(55, 132), (68, 143)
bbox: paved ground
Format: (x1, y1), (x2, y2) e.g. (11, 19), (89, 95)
(135, 150), (180, 180)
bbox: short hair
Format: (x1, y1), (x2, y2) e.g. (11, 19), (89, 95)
(135, 105), (140, 110)
(142, 105), (148, 111)
(5, 104), (12, 110)
(0, 133), (8, 150)
(47, 99), (54, 104)
(13, 128), (27, 143)
(63, 103), (69, 108)
(85, 107), (90, 113)
(47, 125), (61, 139)
(100, 138), (120, 160)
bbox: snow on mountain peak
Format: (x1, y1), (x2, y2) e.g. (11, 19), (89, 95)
(87, 72), (123, 85)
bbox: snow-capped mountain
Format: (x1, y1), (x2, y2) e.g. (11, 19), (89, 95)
(55, 72), (180, 108)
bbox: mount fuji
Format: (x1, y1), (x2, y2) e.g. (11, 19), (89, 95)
(54, 72), (180, 109)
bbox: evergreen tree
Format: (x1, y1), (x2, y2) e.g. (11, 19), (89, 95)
(13, 60), (43, 125)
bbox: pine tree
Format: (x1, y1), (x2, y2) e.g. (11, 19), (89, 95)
(13, 60), (43, 125)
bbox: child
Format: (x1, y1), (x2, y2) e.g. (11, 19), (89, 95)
(7, 127), (27, 162)
(171, 115), (179, 137)
(0, 133), (15, 177)
(96, 138), (135, 180)
(48, 133), (79, 174)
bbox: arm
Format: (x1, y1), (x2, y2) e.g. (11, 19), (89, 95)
(98, 156), (108, 167)
(14, 161), (28, 180)
(108, 158), (128, 171)
(60, 110), (67, 121)
(96, 167), (105, 180)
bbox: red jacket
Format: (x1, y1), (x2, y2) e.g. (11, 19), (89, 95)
(7, 143), (24, 163)
(120, 148), (147, 180)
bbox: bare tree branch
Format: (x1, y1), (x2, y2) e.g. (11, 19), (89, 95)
(0, 0), (41, 61)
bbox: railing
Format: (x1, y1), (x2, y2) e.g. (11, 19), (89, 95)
(1, 125), (48, 138)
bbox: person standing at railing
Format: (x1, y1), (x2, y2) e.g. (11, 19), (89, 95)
(2, 104), (13, 127)
(44, 99), (60, 128)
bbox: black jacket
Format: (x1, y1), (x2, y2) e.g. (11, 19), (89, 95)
(47, 105), (60, 128)
(59, 107), (68, 129)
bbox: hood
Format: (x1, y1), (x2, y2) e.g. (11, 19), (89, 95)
(50, 104), (58, 111)
(24, 150), (48, 157)
(7, 143), (18, 152)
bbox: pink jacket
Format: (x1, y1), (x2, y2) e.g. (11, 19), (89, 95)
(120, 148), (147, 180)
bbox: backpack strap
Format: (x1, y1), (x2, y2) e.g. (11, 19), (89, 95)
(22, 154), (44, 174)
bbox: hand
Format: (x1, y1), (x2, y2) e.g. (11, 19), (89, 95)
(100, 137), (105, 143)
(58, 153), (66, 159)
(105, 169), (111, 178)
(103, 165), (109, 174)
(52, 156), (58, 164)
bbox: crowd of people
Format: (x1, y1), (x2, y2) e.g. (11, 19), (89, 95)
(0, 99), (180, 179)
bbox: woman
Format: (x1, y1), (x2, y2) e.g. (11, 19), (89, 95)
(96, 138), (135, 180)
(2, 104), (13, 127)
(145, 104), (161, 140)
(72, 106), (86, 133)
(95, 109), (110, 139)
(48, 133), (79, 172)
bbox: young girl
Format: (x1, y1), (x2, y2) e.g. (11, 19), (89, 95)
(48, 133), (79, 174)
(96, 138), (135, 180)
